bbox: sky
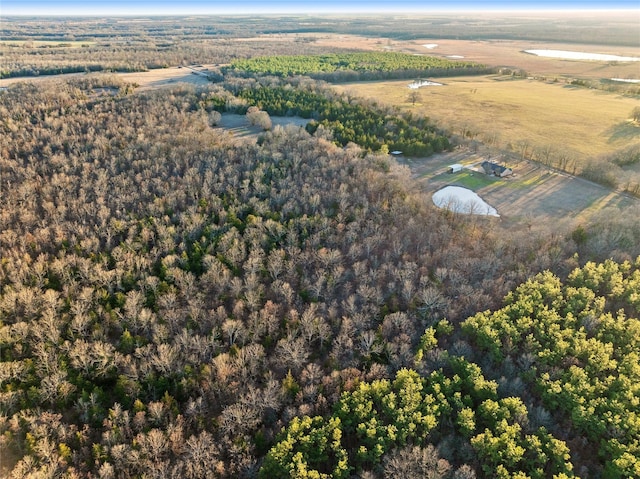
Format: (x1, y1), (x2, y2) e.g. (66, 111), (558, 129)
(2, 0), (639, 16)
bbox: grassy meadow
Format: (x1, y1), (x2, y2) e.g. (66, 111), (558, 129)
(335, 75), (640, 176)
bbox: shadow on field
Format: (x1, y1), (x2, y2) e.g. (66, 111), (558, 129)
(606, 121), (640, 143)
(476, 166), (635, 228)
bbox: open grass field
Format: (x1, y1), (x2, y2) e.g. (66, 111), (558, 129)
(312, 35), (640, 81)
(117, 66), (215, 90)
(0, 65), (215, 89)
(401, 150), (639, 232)
(216, 113), (310, 145)
(333, 75), (640, 178)
(398, 39), (640, 81)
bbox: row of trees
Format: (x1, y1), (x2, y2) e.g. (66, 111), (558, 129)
(579, 143), (640, 196)
(231, 83), (450, 156)
(224, 52), (490, 82)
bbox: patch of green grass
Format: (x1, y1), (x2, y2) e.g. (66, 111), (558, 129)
(448, 171), (497, 190)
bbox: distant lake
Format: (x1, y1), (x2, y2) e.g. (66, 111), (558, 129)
(611, 78), (640, 83)
(524, 50), (640, 62)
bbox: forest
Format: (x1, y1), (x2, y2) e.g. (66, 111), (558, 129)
(1, 70), (639, 478)
(1, 12), (640, 479)
(230, 83), (450, 156)
(224, 53), (490, 82)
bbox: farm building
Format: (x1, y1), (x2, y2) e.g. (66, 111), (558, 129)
(448, 164), (463, 173)
(481, 161), (513, 177)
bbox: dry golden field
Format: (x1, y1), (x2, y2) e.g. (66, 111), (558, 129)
(0, 65), (215, 89)
(319, 31), (640, 174)
(312, 34), (640, 80)
(334, 75), (640, 172)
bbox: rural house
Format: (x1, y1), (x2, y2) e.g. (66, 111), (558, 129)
(481, 161), (513, 177)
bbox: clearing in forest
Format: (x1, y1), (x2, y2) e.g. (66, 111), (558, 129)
(334, 75), (640, 182)
(401, 150), (639, 232)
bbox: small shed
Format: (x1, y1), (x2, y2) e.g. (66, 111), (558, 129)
(448, 164), (463, 173)
(481, 161), (513, 177)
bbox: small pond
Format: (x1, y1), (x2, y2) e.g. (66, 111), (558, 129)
(432, 186), (499, 217)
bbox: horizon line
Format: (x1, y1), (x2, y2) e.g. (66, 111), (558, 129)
(4, 7), (639, 17)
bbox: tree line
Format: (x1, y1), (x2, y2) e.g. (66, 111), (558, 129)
(224, 53), (491, 82)
(229, 82), (450, 156)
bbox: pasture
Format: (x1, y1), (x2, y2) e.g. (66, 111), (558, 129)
(397, 39), (640, 81)
(334, 75), (640, 180)
(400, 151), (639, 232)
(312, 34), (640, 82)
(0, 65), (215, 89)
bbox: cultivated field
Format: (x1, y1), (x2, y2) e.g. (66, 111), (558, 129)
(399, 39), (640, 81)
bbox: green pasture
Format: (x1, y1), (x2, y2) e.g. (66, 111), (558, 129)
(431, 170), (497, 190)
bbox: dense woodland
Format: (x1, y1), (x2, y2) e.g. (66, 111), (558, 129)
(224, 53), (492, 82)
(230, 83), (451, 156)
(1, 70), (639, 478)
(2, 13), (640, 477)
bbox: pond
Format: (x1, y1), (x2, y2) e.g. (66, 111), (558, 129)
(408, 79), (443, 89)
(524, 49), (640, 62)
(432, 186), (499, 217)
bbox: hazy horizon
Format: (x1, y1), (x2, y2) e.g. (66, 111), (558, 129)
(3, 0), (639, 16)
